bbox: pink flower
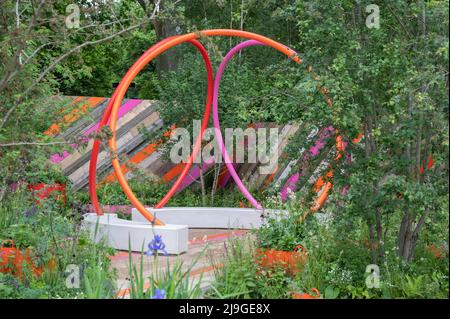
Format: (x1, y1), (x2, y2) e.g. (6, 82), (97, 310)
(340, 185), (350, 196)
(309, 140), (325, 156)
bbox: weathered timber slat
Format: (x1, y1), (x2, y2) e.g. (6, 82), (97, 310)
(70, 110), (162, 190)
(61, 100), (155, 176)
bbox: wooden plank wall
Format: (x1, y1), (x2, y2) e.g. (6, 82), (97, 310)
(46, 96), (319, 197)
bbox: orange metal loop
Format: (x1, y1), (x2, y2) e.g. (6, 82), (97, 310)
(97, 29), (352, 225)
(106, 30), (305, 223)
(89, 37), (213, 224)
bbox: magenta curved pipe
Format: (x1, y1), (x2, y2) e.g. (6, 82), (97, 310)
(213, 40), (298, 209)
(213, 40), (263, 209)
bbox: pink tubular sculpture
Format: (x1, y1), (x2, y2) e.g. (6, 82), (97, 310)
(212, 40), (267, 209)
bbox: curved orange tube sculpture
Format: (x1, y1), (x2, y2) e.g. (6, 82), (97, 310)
(105, 30), (302, 224)
(90, 29), (352, 225)
(89, 37), (214, 224)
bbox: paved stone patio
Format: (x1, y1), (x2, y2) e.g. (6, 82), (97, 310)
(110, 228), (248, 298)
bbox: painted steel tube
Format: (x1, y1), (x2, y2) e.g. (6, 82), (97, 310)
(105, 30), (302, 223)
(93, 29), (346, 224)
(213, 39), (347, 212)
(88, 37), (214, 224)
(212, 40), (266, 209)
(89, 36), (177, 220)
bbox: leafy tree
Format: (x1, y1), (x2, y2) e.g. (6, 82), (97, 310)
(290, 0), (448, 262)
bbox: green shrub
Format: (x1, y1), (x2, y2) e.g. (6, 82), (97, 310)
(0, 190), (116, 299)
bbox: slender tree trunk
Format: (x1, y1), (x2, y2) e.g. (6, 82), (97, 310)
(238, 0), (245, 60)
(210, 163), (221, 206)
(398, 94), (415, 261)
(199, 165), (207, 206)
(396, 0), (429, 262)
(375, 207), (384, 260)
(398, 212), (413, 260)
(368, 223), (377, 263)
(364, 110), (384, 262)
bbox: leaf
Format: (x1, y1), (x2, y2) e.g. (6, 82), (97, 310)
(324, 285), (340, 299)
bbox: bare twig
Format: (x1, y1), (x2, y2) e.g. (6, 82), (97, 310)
(15, 0), (20, 29)
(2, 42), (55, 87)
(1, 20), (149, 129)
(0, 141), (73, 148)
(22, 41), (55, 64)
(74, 18), (132, 33)
(386, 3), (413, 39)
(0, 0), (45, 91)
(1, 0), (179, 130)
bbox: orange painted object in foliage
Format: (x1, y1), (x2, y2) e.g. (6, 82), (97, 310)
(101, 125), (176, 184)
(44, 97), (105, 136)
(426, 244), (446, 259)
(303, 130), (363, 221)
(313, 170), (334, 193)
(28, 183), (66, 206)
(256, 244), (308, 275)
(363, 238), (379, 250)
(353, 132), (364, 143)
(239, 201), (249, 208)
(420, 155), (435, 175)
(334, 135), (345, 160)
(293, 288), (321, 299)
(0, 240), (55, 279)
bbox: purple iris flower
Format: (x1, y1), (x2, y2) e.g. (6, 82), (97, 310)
(146, 235), (168, 256)
(151, 288), (166, 299)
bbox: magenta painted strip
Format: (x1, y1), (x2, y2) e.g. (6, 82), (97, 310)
(50, 150), (71, 163)
(176, 158), (215, 193)
(279, 126), (335, 201)
(84, 99), (142, 136)
(50, 99), (142, 163)
(218, 163), (238, 188)
(280, 173), (300, 201)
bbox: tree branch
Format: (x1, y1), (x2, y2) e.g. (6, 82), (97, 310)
(0, 0), (45, 91)
(15, 0), (20, 29)
(0, 0), (179, 130)
(0, 24), (143, 130)
(412, 207), (431, 240)
(0, 141), (73, 148)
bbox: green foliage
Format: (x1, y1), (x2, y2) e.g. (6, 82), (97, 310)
(0, 190), (116, 299)
(255, 209), (312, 251)
(78, 178), (249, 207)
(83, 261), (116, 299)
(211, 218), (448, 299)
(208, 237), (256, 299)
(209, 235), (308, 299)
(291, 218), (449, 299)
(0, 0), (448, 299)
